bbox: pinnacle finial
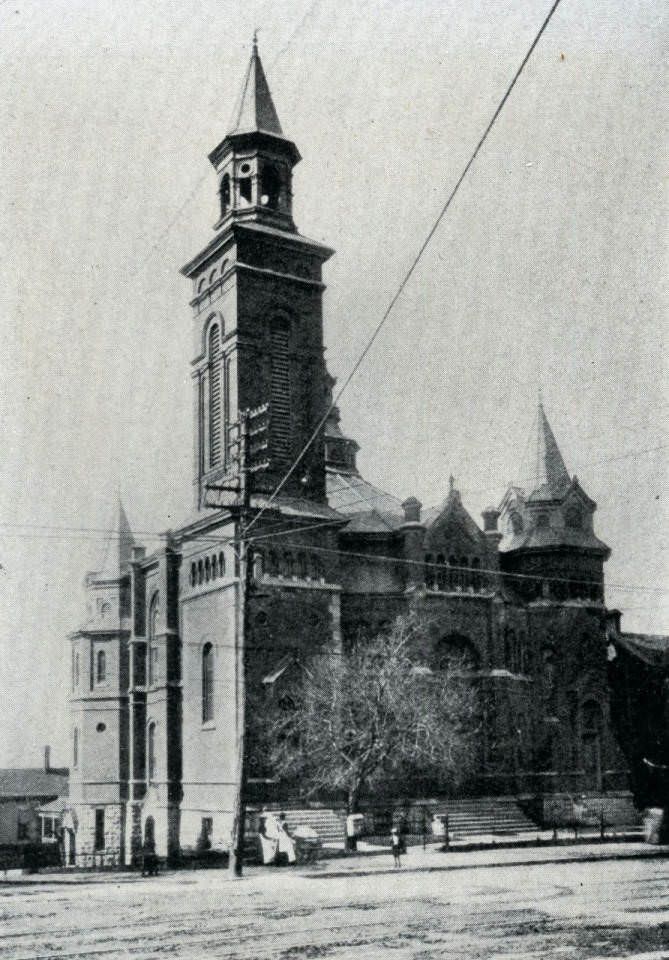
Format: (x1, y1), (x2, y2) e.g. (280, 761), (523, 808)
(252, 29), (259, 51)
(449, 474), (455, 493)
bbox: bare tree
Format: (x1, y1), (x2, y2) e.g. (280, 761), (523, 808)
(253, 614), (480, 813)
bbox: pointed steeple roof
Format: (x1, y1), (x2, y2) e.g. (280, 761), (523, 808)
(96, 498), (135, 580)
(227, 36), (284, 137)
(530, 403), (571, 499)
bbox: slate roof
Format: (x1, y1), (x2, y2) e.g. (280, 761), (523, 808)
(502, 522), (610, 554)
(326, 469), (404, 533)
(0, 769), (69, 799)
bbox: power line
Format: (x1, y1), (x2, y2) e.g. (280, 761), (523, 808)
(241, 0), (566, 538)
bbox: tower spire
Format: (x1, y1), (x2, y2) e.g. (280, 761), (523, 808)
(227, 36), (283, 137)
(96, 499), (135, 580)
(532, 401), (571, 498)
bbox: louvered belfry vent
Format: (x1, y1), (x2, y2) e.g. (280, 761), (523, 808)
(209, 324), (222, 468)
(270, 321), (291, 463)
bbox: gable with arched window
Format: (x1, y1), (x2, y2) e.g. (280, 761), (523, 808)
(202, 642), (214, 724)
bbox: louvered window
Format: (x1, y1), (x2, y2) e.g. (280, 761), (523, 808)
(271, 322), (291, 462)
(208, 325), (222, 468)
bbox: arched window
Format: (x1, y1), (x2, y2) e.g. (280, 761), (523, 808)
(198, 560), (204, 585)
(148, 593), (159, 686)
(283, 551), (295, 577)
(211, 554), (218, 579)
(72, 649), (79, 689)
(297, 552), (308, 579)
(510, 511), (523, 535)
(260, 163), (281, 209)
(252, 550), (264, 579)
(312, 556), (324, 582)
(536, 512), (550, 529)
(197, 277), (207, 294)
(190, 562), (197, 587)
(219, 173), (231, 217)
(147, 723), (156, 783)
(209, 267), (218, 286)
(471, 557), (481, 592)
(73, 728), (79, 768)
(205, 557), (211, 582)
(436, 554), (446, 590)
(267, 550), (279, 576)
(218, 551), (225, 576)
(149, 593), (159, 639)
(566, 505), (583, 529)
(96, 649), (106, 684)
(208, 324), (222, 468)
(202, 642), (214, 724)
(424, 554), (434, 589)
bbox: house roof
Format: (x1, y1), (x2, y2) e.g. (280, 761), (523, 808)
(0, 769), (69, 799)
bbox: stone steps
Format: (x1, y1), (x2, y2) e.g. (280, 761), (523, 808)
(434, 800), (537, 838)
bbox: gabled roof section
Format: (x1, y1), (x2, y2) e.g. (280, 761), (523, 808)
(530, 403), (571, 500)
(95, 498), (134, 580)
(228, 37), (284, 137)
(423, 484), (485, 547)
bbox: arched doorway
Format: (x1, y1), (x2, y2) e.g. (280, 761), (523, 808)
(435, 634), (480, 673)
(581, 700), (603, 790)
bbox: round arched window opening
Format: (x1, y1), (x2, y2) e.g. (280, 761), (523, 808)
(96, 722), (106, 733)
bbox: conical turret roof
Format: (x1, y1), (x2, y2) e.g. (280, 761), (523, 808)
(530, 403), (571, 499)
(96, 498), (135, 580)
(227, 37), (284, 137)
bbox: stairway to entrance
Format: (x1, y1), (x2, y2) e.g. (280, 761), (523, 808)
(434, 797), (538, 839)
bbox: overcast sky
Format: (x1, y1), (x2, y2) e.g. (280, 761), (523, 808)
(0, 0), (666, 766)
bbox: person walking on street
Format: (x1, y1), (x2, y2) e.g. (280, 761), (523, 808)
(391, 827), (402, 868)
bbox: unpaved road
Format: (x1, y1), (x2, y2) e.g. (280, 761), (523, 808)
(1, 852), (668, 959)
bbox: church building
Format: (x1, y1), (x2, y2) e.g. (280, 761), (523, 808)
(67, 41), (631, 865)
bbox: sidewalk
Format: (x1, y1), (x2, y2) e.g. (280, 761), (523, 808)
(2, 839), (666, 886)
(302, 839), (667, 880)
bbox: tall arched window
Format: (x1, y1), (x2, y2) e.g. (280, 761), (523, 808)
(147, 723), (156, 783)
(96, 649), (106, 684)
(202, 642), (214, 724)
(208, 324), (222, 468)
(218, 551), (225, 576)
(73, 728), (79, 768)
(148, 593), (159, 687)
(72, 649), (80, 689)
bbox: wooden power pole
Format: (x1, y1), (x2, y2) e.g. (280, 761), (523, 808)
(207, 404), (269, 878)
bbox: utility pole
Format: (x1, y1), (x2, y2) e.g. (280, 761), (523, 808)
(229, 408), (252, 877)
(207, 404), (269, 878)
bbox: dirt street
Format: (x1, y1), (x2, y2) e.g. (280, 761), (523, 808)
(1, 848), (668, 959)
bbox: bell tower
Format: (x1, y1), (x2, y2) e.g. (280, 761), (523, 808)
(182, 37), (334, 510)
(210, 33), (299, 233)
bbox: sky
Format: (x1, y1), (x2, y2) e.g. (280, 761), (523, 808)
(0, 0), (666, 767)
